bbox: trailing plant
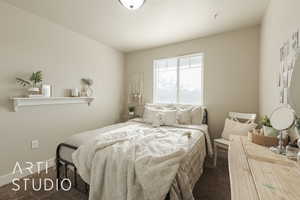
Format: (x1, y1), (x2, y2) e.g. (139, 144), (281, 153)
(16, 71), (43, 88)
(259, 115), (272, 127)
(81, 78), (94, 86)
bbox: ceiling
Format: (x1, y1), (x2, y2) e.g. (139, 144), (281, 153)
(3, 0), (269, 52)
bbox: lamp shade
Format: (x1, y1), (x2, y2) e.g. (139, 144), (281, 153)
(119, 0), (145, 10)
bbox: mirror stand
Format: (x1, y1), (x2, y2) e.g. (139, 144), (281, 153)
(276, 131), (286, 154)
(270, 106), (296, 155)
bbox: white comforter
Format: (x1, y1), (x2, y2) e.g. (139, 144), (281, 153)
(72, 122), (212, 200)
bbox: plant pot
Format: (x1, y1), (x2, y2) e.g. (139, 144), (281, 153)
(28, 87), (40, 95)
(263, 126), (279, 137)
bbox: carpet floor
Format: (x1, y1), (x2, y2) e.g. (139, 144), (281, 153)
(0, 158), (230, 200)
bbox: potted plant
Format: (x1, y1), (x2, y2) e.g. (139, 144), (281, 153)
(81, 78), (94, 97)
(128, 106), (135, 115)
(259, 115), (279, 137)
(16, 71), (43, 95)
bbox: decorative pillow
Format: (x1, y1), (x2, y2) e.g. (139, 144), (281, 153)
(152, 113), (162, 127)
(191, 106), (203, 125)
(221, 118), (257, 140)
(160, 110), (177, 126)
(177, 108), (192, 125)
(143, 107), (177, 126)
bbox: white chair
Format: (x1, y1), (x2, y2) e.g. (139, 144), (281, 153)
(213, 112), (256, 167)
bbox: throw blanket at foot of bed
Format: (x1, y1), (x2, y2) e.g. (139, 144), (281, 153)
(72, 124), (201, 200)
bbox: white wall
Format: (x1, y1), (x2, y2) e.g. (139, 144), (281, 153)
(260, 0), (300, 116)
(125, 26), (260, 138)
(0, 1), (124, 176)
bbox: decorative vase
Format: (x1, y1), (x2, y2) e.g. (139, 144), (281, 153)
(263, 126), (279, 137)
(86, 86), (93, 97)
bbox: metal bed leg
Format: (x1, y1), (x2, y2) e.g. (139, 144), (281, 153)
(64, 164), (68, 178)
(56, 159), (61, 190)
(74, 167), (78, 189)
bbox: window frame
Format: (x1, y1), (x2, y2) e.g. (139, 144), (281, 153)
(153, 53), (205, 105)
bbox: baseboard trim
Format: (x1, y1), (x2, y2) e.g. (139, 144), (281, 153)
(0, 158), (55, 187)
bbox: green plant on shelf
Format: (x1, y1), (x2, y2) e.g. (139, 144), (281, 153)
(16, 71), (43, 88)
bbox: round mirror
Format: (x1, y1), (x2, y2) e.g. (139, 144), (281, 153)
(270, 106), (295, 131)
(289, 49), (300, 117)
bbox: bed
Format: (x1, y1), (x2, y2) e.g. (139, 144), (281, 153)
(56, 106), (212, 200)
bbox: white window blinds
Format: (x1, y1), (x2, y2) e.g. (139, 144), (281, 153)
(153, 54), (204, 105)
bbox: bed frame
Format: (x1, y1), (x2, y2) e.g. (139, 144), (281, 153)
(56, 108), (208, 196)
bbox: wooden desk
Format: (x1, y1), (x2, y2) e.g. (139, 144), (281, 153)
(229, 135), (300, 200)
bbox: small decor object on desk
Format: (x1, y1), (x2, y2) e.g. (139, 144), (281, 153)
(16, 71), (43, 96)
(249, 129), (288, 147)
(270, 106), (296, 154)
(286, 144), (299, 160)
(81, 78), (94, 97)
(259, 115), (279, 137)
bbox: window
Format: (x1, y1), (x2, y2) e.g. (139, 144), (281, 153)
(153, 53), (204, 105)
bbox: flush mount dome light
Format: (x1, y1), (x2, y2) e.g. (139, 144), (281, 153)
(119, 0), (145, 10)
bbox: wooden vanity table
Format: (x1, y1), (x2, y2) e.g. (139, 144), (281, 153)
(229, 135), (300, 200)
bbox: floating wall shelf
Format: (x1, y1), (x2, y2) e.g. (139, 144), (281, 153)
(10, 97), (95, 112)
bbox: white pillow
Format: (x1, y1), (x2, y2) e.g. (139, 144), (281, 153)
(143, 107), (177, 126)
(152, 113), (162, 127)
(177, 108), (192, 125)
(143, 107), (159, 124)
(160, 110), (177, 126)
(191, 106), (203, 125)
(221, 118), (257, 140)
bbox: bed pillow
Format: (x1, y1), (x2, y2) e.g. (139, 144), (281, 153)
(143, 107), (160, 124)
(145, 103), (176, 110)
(191, 106), (203, 125)
(177, 108), (192, 125)
(160, 110), (177, 126)
(221, 118), (257, 140)
(143, 107), (177, 126)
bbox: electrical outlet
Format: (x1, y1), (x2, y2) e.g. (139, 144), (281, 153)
(31, 140), (39, 149)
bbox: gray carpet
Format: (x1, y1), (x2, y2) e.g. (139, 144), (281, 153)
(0, 158), (230, 200)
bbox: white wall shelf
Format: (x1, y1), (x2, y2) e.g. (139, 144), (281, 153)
(10, 97), (95, 112)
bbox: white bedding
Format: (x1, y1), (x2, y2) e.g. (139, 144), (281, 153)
(60, 120), (212, 200)
(59, 120), (212, 163)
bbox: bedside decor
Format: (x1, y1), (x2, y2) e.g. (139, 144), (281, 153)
(128, 73), (143, 105)
(81, 78), (94, 97)
(16, 71), (43, 96)
(128, 106), (135, 117)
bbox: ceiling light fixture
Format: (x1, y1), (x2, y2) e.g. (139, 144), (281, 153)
(119, 0), (145, 10)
